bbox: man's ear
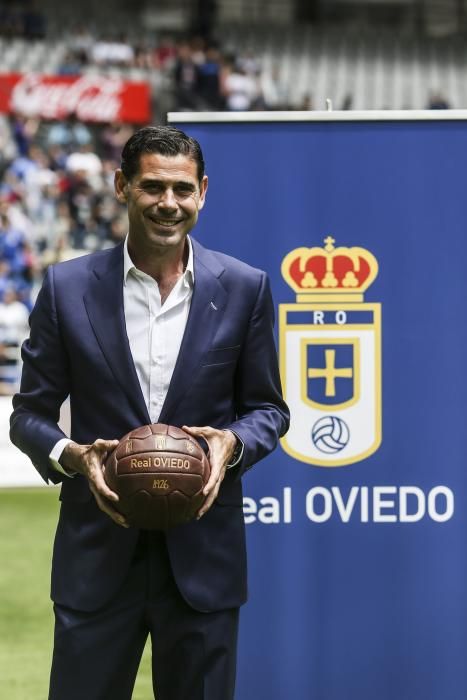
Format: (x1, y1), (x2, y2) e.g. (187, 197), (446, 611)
(197, 175), (208, 211)
(114, 169), (128, 204)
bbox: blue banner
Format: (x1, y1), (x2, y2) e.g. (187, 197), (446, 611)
(170, 115), (467, 700)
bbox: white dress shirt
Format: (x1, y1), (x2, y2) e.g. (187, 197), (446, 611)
(123, 235), (194, 422)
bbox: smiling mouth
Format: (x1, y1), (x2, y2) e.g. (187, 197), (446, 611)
(148, 217), (182, 228)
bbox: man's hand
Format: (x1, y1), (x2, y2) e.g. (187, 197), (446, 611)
(60, 439), (129, 528)
(182, 426), (237, 519)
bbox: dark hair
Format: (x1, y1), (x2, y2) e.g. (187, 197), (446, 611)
(120, 126), (205, 183)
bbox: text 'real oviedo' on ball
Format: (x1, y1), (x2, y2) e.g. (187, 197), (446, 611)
(104, 423), (211, 530)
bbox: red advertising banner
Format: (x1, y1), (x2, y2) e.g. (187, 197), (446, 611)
(0, 73), (151, 123)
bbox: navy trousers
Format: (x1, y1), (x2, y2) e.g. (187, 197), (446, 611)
(48, 531), (239, 700)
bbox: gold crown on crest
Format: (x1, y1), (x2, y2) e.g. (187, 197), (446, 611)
(281, 236), (378, 303)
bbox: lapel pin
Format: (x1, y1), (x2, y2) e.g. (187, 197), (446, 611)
(210, 301), (218, 311)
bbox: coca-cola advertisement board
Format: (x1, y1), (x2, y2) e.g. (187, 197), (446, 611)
(0, 73), (151, 123)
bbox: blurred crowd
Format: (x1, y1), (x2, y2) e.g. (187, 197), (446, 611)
(173, 39), (290, 112)
(58, 30), (293, 112)
(59, 27), (177, 74)
(0, 113), (134, 391)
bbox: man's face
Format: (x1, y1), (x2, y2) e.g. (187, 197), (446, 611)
(115, 152), (207, 253)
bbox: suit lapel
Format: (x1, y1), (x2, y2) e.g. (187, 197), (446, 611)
(159, 238), (227, 424)
(83, 244), (151, 426)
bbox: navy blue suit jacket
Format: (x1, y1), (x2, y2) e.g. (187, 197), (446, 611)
(10, 238), (289, 613)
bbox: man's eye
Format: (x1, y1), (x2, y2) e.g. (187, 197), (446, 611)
(175, 187), (194, 197)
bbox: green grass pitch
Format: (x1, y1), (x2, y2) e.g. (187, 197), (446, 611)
(0, 487), (152, 699)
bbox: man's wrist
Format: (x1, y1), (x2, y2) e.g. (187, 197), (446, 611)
(223, 430), (244, 468)
(60, 441), (85, 475)
(50, 438), (75, 477)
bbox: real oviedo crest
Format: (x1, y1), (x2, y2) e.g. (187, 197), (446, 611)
(279, 237), (382, 467)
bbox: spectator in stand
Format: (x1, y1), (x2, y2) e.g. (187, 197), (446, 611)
(101, 158), (120, 189)
(0, 116), (18, 169)
(68, 25), (94, 66)
(39, 200), (73, 266)
(106, 213), (127, 247)
(10, 114), (39, 158)
(8, 143), (44, 187)
(154, 35), (177, 71)
(58, 51), (83, 77)
(46, 143), (68, 171)
(341, 94), (353, 110)
(66, 172), (96, 250)
(0, 213), (25, 263)
(134, 41), (154, 70)
(46, 114), (92, 154)
(0, 286), (29, 337)
(16, 240), (38, 308)
(32, 176), (61, 250)
(427, 91), (451, 109)
(0, 193), (33, 243)
(7, 145), (55, 234)
(223, 58), (258, 112)
(27, 153), (57, 226)
(174, 41), (200, 111)
(90, 35), (134, 68)
(261, 65), (290, 111)
(190, 36), (207, 66)
(197, 45), (224, 110)
(297, 93), (314, 111)
(0, 261), (12, 299)
(0, 285), (29, 391)
(100, 123), (134, 163)
(0, 213), (36, 307)
(92, 191), (119, 245)
(237, 49), (261, 79)
(66, 144), (103, 183)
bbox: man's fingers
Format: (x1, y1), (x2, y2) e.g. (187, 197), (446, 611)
(89, 463), (119, 502)
(88, 458), (126, 525)
(90, 483), (128, 528)
(94, 438), (119, 456)
(182, 426), (213, 463)
(182, 425), (213, 439)
(183, 425), (230, 511)
(94, 474), (119, 503)
(198, 479), (221, 519)
(87, 439), (120, 501)
(201, 458), (225, 507)
(203, 465), (220, 495)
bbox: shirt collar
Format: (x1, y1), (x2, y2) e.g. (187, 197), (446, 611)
(123, 235), (195, 287)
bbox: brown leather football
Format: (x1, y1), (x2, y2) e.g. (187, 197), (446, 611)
(104, 423), (210, 530)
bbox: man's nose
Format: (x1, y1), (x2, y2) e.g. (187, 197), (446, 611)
(157, 188), (178, 209)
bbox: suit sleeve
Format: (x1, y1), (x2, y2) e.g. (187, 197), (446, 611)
(226, 271), (290, 476)
(10, 266), (71, 484)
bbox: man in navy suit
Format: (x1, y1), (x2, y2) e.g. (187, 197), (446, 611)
(10, 126), (289, 700)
